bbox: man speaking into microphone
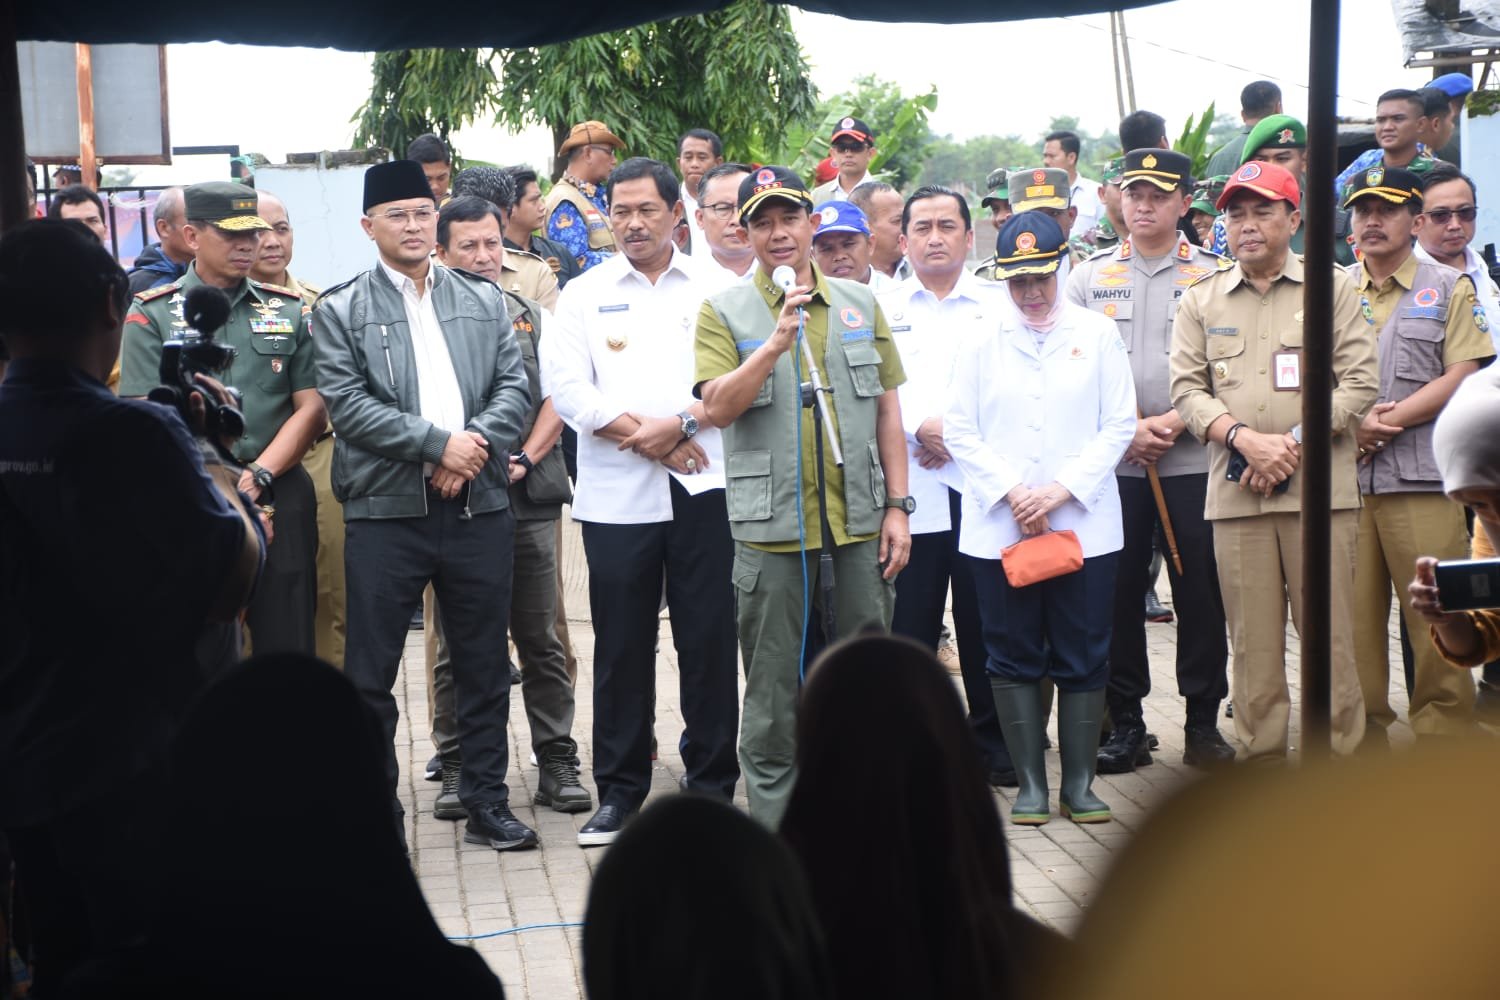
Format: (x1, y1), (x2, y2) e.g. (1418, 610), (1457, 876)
(694, 165), (912, 825)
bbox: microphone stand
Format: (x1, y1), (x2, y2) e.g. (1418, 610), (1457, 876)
(798, 323), (843, 646)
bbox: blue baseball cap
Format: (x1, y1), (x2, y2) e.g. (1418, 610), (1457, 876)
(1431, 72), (1474, 98)
(813, 201), (871, 238)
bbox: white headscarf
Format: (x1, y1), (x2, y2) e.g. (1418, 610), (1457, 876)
(1433, 363), (1500, 495)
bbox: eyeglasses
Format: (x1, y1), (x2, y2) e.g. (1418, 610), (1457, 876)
(1426, 206), (1477, 224)
(371, 208), (436, 225)
(831, 142), (869, 154)
(701, 201), (738, 220)
(586, 144), (618, 157)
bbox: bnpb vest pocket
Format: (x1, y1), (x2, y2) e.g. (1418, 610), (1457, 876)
(841, 340), (884, 397)
(726, 449), (773, 522)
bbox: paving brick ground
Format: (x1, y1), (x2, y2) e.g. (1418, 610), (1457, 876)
(399, 514), (1416, 999)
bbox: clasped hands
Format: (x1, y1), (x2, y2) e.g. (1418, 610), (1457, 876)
(1355, 402), (1402, 465)
(617, 413), (708, 476)
(1006, 481), (1073, 536)
(432, 430), (491, 499)
(1233, 427), (1300, 498)
(1124, 413), (1182, 467)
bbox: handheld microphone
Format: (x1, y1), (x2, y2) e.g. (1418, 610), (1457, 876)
(771, 265), (798, 293)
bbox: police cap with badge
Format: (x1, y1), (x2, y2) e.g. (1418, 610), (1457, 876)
(1119, 149), (1194, 192)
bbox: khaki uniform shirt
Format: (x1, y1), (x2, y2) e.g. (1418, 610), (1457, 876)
(1170, 253), (1379, 520)
(501, 248), (560, 311)
(1068, 233), (1232, 478)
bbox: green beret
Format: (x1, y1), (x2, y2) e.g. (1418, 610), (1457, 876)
(1241, 114), (1306, 164)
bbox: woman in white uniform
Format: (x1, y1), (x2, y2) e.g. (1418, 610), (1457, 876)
(945, 212), (1136, 826)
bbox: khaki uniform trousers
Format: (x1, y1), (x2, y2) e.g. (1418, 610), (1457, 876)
(302, 436), (346, 668)
(1213, 510), (1366, 758)
(1353, 493), (1474, 735)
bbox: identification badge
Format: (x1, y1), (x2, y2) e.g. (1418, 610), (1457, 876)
(1273, 350), (1301, 391)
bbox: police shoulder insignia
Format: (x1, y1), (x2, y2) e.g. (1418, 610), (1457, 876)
(134, 282), (179, 303)
(1176, 240), (1193, 261)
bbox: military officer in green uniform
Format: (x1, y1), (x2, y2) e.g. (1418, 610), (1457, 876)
(694, 166), (912, 826)
(120, 181), (325, 655)
(1088, 156), (1128, 254)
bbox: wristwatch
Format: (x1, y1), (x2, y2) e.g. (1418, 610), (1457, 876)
(884, 495), (916, 514)
(247, 462), (275, 494)
(513, 450), (535, 472)
(678, 411), (699, 439)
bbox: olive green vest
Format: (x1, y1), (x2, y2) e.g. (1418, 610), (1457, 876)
(706, 278), (887, 545)
(502, 290), (572, 520)
(544, 179), (616, 253)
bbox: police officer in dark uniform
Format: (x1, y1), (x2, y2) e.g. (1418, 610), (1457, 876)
(1066, 150), (1236, 771)
(120, 181), (325, 655)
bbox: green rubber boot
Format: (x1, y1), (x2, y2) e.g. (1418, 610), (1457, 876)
(1058, 688), (1113, 824)
(990, 679), (1050, 825)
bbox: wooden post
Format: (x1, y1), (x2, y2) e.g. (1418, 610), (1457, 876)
(1, 6), (29, 233)
(76, 42), (96, 190)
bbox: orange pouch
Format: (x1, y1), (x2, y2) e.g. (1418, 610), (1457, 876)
(1001, 530), (1084, 588)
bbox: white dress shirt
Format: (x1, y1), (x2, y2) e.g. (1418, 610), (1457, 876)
(878, 272), (1002, 534)
(945, 301), (1137, 560)
(543, 248), (731, 524)
(812, 173), (872, 204)
(682, 185), (708, 257)
(1414, 241), (1500, 353)
(1070, 176), (1102, 238)
(379, 259), (467, 475)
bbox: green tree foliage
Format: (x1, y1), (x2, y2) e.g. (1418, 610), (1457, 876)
(804, 75), (937, 190)
(492, 0), (815, 172)
(351, 0), (813, 173)
(1174, 103), (1219, 177)
(918, 134), (1038, 195)
(352, 49), (499, 163)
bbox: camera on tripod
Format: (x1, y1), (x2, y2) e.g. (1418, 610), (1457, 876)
(147, 285), (246, 441)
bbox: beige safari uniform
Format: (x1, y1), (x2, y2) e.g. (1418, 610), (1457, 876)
(501, 247), (560, 311)
(1171, 254), (1379, 758)
(1349, 254), (1493, 736)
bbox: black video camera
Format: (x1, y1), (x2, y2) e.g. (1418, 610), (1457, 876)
(147, 285), (246, 441)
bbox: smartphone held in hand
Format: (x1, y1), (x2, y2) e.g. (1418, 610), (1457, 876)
(1435, 558), (1500, 611)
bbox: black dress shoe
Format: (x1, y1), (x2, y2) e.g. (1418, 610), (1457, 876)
(1097, 720), (1153, 774)
(424, 753), (442, 781)
(1144, 590), (1175, 623)
(1182, 723), (1236, 767)
(463, 802), (538, 851)
(578, 804), (631, 847)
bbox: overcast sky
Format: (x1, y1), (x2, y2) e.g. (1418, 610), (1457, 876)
(137, 0), (1433, 185)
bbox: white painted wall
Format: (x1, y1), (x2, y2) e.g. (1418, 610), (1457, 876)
(256, 160), (383, 294)
(1466, 112), (1500, 262)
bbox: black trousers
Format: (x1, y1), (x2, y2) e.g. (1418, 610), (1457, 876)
(971, 552), (1119, 691)
(892, 488), (1007, 767)
(1108, 473), (1228, 717)
(344, 499), (515, 819)
(245, 463), (317, 655)
(580, 481), (739, 812)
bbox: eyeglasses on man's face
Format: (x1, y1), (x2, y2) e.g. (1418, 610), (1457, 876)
(1426, 206), (1477, 225)
(371, 207), (437, 226)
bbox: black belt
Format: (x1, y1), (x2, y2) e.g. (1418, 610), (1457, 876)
(315, 429), (334, 443)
